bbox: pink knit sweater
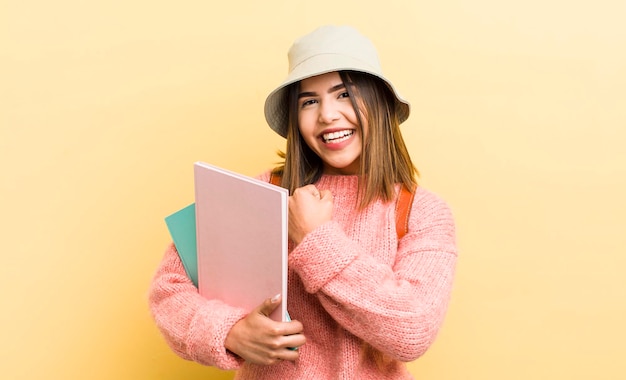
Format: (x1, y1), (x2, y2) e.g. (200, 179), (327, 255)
(149, 173), (457, 379)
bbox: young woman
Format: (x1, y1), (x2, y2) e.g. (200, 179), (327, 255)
(149, 25), (457, 379)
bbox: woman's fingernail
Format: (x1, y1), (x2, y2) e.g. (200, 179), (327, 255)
(271, 294), (281, 303)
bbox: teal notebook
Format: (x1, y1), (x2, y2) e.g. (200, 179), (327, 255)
(164, 203), (198, 286)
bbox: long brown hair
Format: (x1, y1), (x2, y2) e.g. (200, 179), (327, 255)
(274, 71), (418, 208)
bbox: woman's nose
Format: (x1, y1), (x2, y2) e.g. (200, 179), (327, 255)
(318, 101), (341, 124)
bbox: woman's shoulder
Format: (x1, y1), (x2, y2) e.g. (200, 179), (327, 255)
(410, 185), (455, 223)
(406, 186), (457, 254)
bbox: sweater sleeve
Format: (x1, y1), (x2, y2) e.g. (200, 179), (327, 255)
(288, 189), (457, 362)
(148, 243), (246, 369)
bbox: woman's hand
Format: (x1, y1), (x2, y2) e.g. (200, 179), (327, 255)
(288, 185), (333, 245)
(224, 295), (305, 365)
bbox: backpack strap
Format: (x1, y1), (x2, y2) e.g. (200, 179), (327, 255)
(268, 173), (415, 241)
(269, 172), (281, 186)
(395, 185), (416, 240)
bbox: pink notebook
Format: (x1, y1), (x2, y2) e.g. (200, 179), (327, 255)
(194, 162), (289, 322)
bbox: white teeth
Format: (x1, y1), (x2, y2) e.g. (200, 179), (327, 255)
(322, 130), (354, 143)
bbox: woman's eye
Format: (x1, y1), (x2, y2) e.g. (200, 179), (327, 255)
(338, 91), (350, 99)
(301, 99), (317, 108)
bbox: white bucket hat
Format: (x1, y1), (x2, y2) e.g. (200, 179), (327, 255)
(264, 25), (411, 138)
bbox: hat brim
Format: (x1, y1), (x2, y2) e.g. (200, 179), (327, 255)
(264, 54), (410, 138)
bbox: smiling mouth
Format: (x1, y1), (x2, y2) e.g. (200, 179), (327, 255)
(322, 130), (354, 143)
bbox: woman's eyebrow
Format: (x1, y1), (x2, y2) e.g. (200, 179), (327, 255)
(327, 83), (346, 93)
(298, 83), (346, 99)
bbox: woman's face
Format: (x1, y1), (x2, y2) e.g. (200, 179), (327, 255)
(297, 71), (365, 175)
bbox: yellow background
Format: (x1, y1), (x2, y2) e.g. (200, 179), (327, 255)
(2, 0), (625, 379)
